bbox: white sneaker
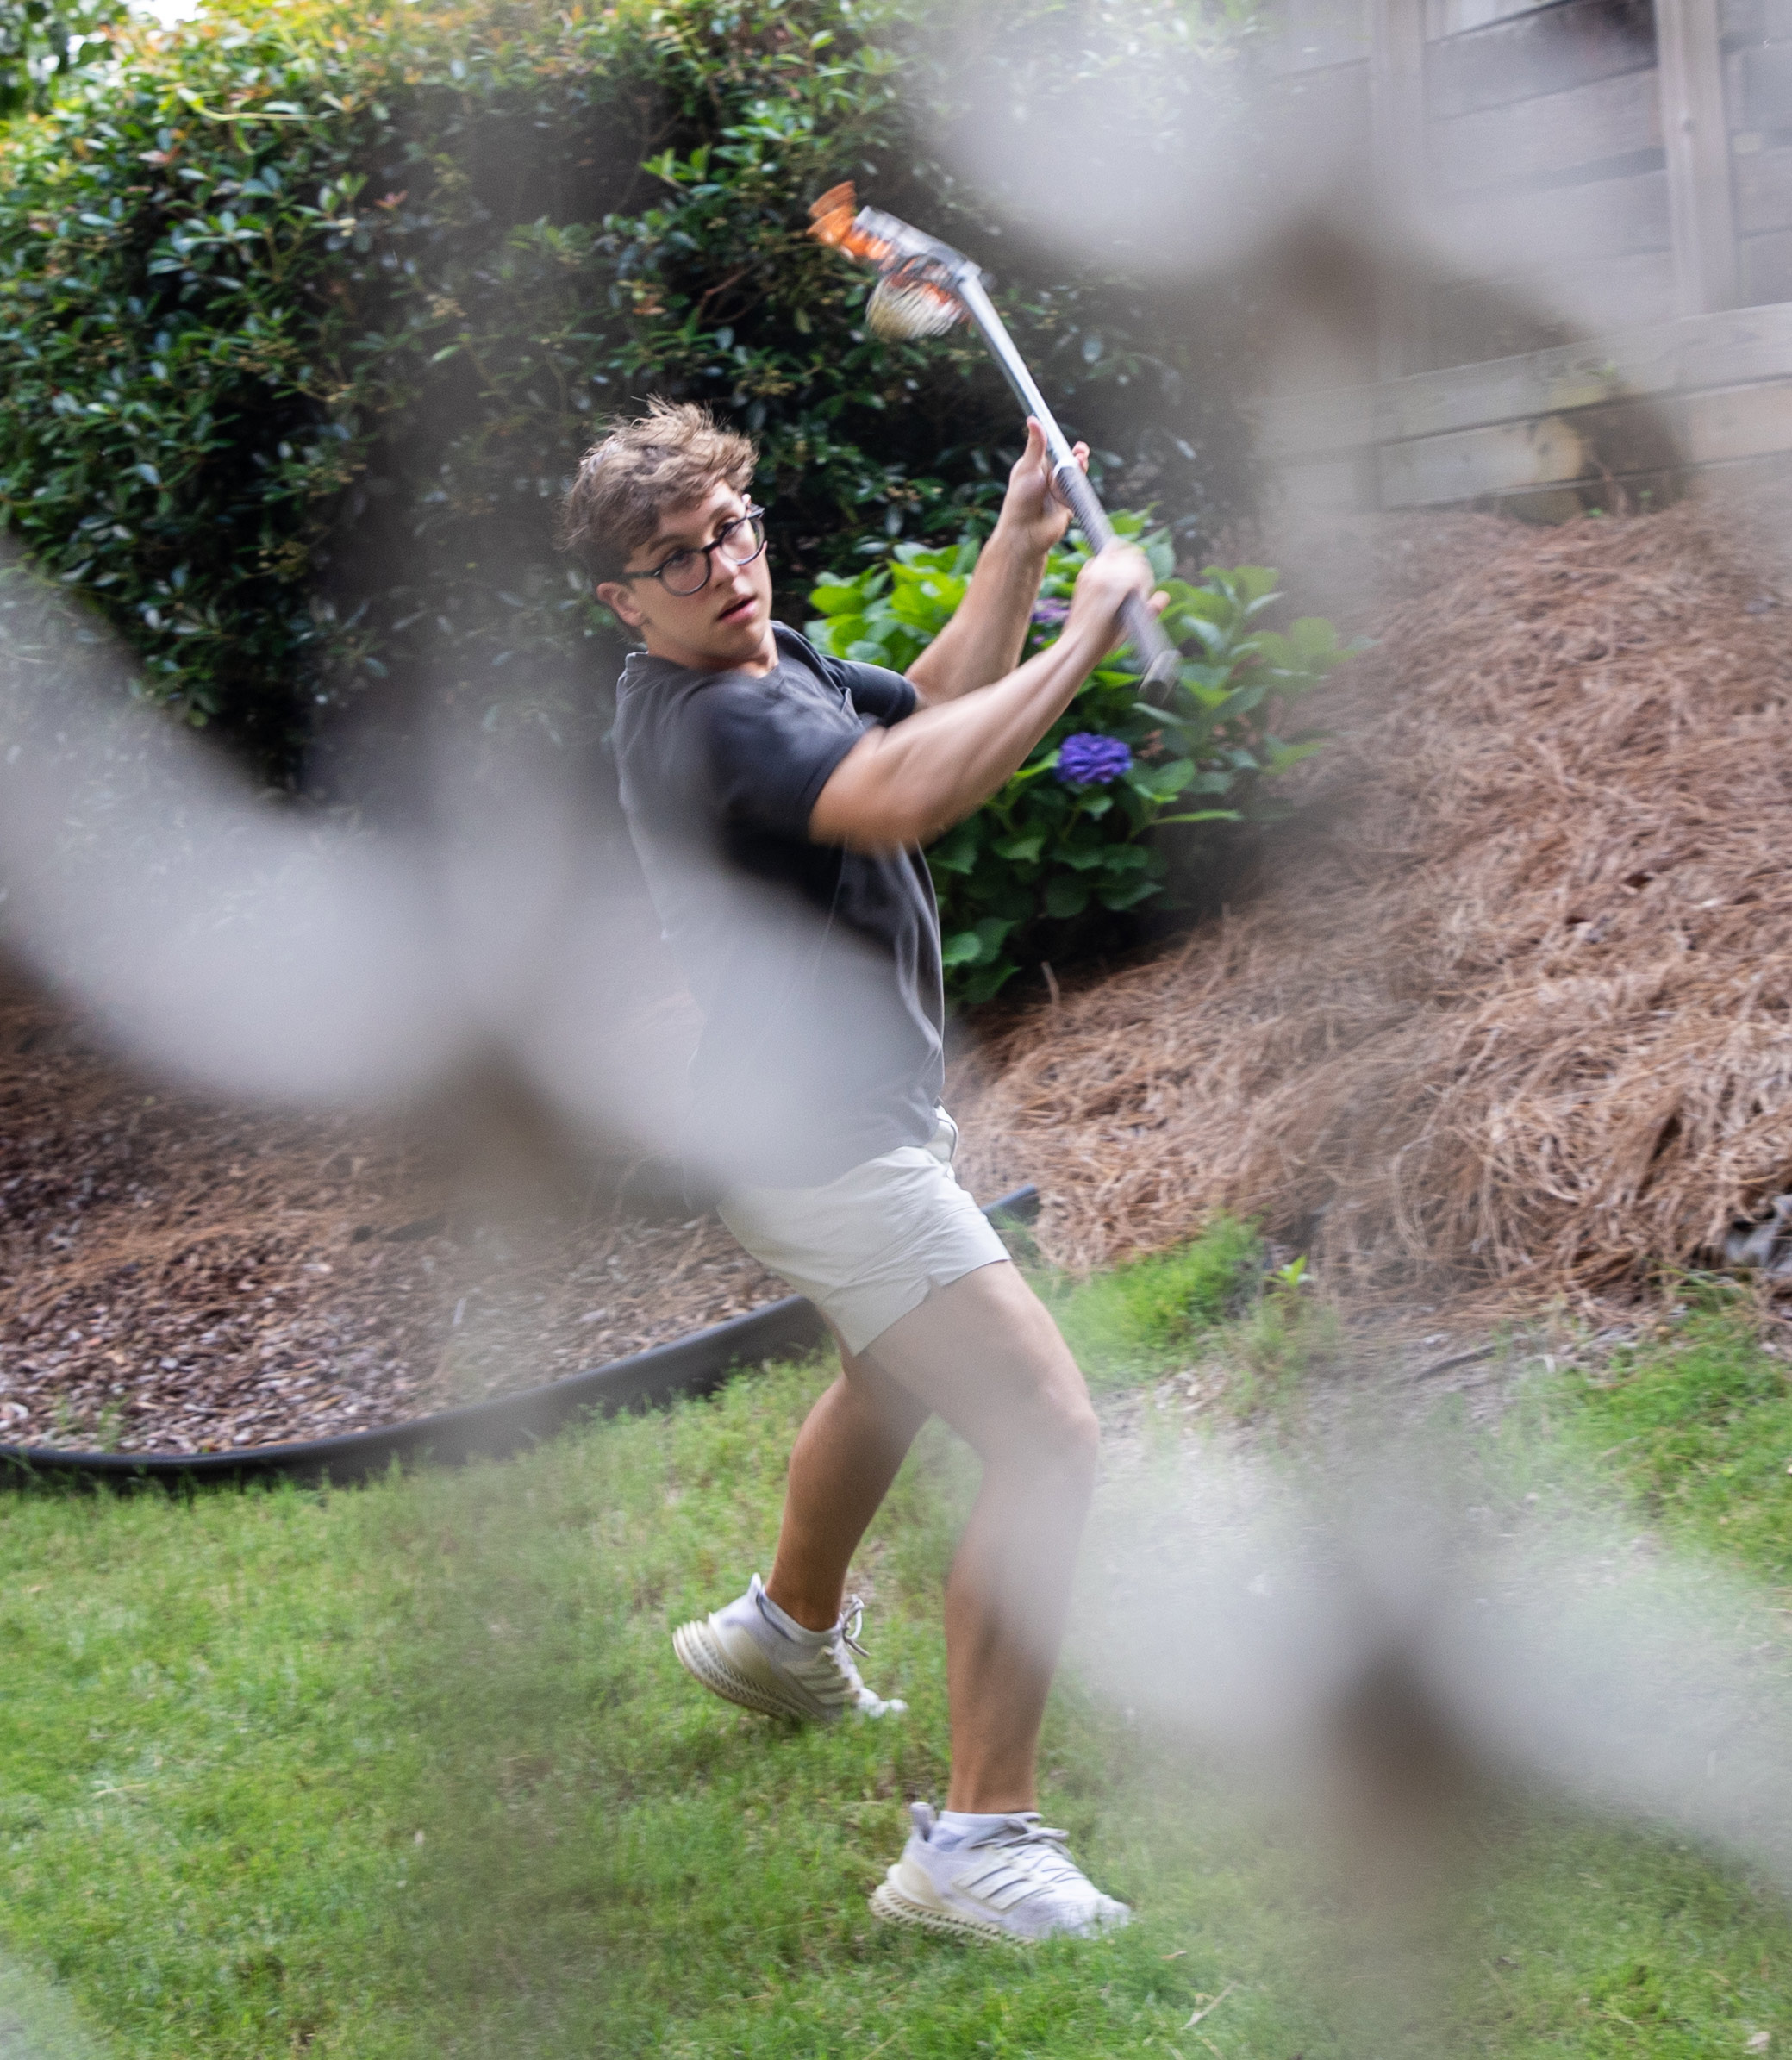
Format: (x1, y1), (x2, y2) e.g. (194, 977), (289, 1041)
(869, 1801), (1132, 1944)
(672, 1574), (907, 1722)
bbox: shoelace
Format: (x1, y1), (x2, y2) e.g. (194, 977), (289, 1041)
(837, 1595), (869, 1658)
(784, 1595), (873, 1711)
(953, 1817), (1091, 1910)
(981, 1818), (1074, 1860)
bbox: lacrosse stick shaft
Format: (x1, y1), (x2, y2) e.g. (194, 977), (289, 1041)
(953, 272), (1181, 691)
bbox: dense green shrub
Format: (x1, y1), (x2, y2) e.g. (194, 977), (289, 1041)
(0, 0), (1257, 775)
(0, 0), (123, 116)
(807, 510), (1349, 1002)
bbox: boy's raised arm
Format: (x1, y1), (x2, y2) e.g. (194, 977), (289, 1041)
(810, 543), (1161, 852)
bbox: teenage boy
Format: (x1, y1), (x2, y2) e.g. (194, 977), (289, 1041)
(563, 398), (1161, 1944)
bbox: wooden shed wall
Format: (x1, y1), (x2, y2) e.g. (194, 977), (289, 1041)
(1426, 0), (1667, 367)
(1728, 0), (1792, 303)
(1262, 0), (1676, 377)
(1258, 0), (1792, 510)
(1260, 299), (1792, 513)
(1260, 0), (1792, 378)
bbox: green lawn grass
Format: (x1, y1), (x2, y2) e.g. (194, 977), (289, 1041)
(3, 1249), (1792, 2057)
(1545, 1286), (1792, 1583)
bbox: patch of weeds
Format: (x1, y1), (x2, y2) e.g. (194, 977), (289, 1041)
(1042, 1214), (1263, 1390)
(1228, 1255), (1340, 1417)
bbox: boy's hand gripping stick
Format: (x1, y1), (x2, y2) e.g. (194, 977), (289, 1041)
(808, 185), (1182, 693)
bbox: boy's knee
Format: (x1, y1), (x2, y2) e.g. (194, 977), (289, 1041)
(1065, 1395), (1102, 1471)
(1030, 1386), (1100, 1482)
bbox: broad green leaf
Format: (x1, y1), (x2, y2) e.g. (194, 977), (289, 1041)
(1099, 844), (1152, 873)
(1097, 876), (1163, 911)
(1289, 615), (1343, 659)
(971, 915), (1017, 962)
(960, 958), (1021, 1004)
(1125, 757), (1196, 802)
(926, 822), (980, 873)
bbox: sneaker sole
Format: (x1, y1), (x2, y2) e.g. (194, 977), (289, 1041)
(671, 1618), (826, 1723)
(867, 1879), (1018, 1945)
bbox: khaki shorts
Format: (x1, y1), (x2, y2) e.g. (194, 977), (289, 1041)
(717, 1108), (1011, 1356)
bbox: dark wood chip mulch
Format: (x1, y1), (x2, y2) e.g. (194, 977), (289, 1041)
(0, 989), (788, 1455)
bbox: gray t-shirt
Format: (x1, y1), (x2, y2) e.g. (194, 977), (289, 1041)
(612, 624), (945, 1189)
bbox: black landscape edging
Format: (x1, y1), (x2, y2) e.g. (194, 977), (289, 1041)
(0, 1184), (1040, 1491)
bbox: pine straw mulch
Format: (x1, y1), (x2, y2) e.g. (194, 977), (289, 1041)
(10, 483), (1792, 1452)
(948, 480), (1792, 1296)
(0, 983), (784, 1455)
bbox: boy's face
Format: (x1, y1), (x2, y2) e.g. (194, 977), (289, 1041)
(596, 479), (777, 677)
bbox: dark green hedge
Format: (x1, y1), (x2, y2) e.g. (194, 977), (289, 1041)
(0, 0), (1256, 777)
(0, 0), (125, 119)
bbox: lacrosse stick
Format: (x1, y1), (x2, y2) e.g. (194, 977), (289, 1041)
(808, 184), (1182, 692)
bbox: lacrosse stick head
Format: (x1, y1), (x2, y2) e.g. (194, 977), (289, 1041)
(807, 183), (972, 341)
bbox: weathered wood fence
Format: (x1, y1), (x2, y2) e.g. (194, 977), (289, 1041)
(1258, 0), (1792, 512)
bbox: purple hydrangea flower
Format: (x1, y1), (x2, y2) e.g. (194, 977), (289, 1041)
(1031, 598), (1071, 627)
(1057, 733), (1133, 786)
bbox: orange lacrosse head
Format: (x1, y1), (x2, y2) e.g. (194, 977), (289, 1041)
(807, 183), (965, 339)
(806, 182), (898, 270)
(807, 182), (860, 251)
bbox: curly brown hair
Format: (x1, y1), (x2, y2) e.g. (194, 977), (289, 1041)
(559, 398), (758, 581)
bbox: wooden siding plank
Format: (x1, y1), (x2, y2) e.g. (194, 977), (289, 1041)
(1258, 298), (1792, 453)
(1720, 0), (1792, 44)
(1670, 290), (1792, 367)
(1428, 0), (1656, 118)
(1371, 0), (1431, 375)
(1369, 384), (1792, 503)
(1430, 65), (1661, 190)
(1738, 41), (1792, 128)
(1377, 409), (1597, 499)
(1682, 372), (1792, 454)
(1661, 0), (1743, 311)
(1741, 223), (1792, 295)
(1734, 140), (1792, 229)
(1427, 250), (1676, 366)
(1434, 164), (1670, 265)
(1427, 0), (1558, 42)
(1371, 393), (1792, 503)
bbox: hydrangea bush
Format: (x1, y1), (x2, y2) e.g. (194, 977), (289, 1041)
(1058, 732), (1133, 786)
(807, 511), (1352, 1003)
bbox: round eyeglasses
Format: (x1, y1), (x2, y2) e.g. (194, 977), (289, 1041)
(624, 505), (767, 597)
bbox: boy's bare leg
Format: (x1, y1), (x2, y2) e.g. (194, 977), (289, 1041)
(764, 1342), (930, 1632)
(859, 1262), (1099, 1813)
(759, 1260), (1098, 1813)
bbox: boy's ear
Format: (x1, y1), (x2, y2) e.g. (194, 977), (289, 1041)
(596, 578), (643, 628)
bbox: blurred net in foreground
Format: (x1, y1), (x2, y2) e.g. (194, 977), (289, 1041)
(0, 1945), (113, 2060)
